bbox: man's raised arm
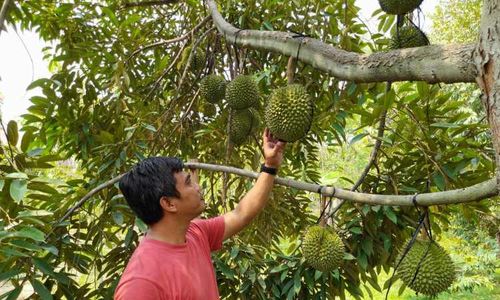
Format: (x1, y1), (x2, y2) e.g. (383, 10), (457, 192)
(222, 128), (286, 240)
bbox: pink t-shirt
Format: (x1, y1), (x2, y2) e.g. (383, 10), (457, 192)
(114, 216), (225, 300)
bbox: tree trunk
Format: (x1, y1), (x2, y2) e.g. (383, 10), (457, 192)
(475, 0), (500, 193)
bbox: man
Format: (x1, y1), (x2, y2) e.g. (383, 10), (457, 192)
(114, 128), (286, 299)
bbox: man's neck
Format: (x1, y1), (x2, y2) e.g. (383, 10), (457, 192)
(147, 215), (191, 244)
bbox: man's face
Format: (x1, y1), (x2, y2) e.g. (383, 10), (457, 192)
(172, 171), (205, 217)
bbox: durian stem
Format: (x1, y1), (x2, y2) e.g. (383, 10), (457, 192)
(222, 110), (234, 212)
(286, 56), (297, 84)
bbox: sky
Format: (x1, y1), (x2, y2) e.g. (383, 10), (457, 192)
(0, 0), (438, 124)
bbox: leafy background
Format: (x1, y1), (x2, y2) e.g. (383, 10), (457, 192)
(0, 0), (498, 299)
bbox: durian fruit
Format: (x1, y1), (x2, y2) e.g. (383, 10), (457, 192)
(378, 0), (423, 15)
(179, 46), (205, 73)
(201, 75), (226, 104)
(302, 225), (345, 272)
(396, 239), (456, 296)
(225, 75), (259, 110)
(265, 84), (313, 142)
(199, 101), (217, 118)
(389, 25), (429, 49)
(229, 109), (259, 145)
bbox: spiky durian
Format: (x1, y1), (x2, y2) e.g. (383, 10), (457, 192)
(389, 25), (429, 49)
(264, 84), (313, 142)
(396, 239), (456, 296)
(201, 75), (226, 104)
(378, 0), (423, 15)
(179, 46), (205, 73)
(229, 109), (259, 145)
(225, 75), (259, 110)
(302, 226), (345, 272)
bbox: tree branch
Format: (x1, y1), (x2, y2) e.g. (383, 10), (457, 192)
(206, 0), (477, 84)
(185, 162), (497, 206)
(61, 162), (497, 222)
(126, 15), (211, 62)
(58, 174), (124, 224)
(123, 0), (179, 9)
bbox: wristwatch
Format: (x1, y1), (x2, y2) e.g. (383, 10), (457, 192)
(260, 164), (278, 175)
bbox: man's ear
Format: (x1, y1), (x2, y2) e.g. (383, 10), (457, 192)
(160, 196), (177, 213)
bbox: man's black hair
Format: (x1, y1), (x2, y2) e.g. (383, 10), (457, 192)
(119, 157), (184, 225)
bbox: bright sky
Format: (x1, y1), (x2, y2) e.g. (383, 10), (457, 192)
(0, 0), (438, 124)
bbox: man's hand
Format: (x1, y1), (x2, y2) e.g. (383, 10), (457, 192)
(262, 128), (286, 168)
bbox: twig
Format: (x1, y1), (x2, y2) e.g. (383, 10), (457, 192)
(166, 88), (201, 140)
(126, 15), (211, 62)
(177, 26), (216, 90)
(58, 175), (124, 224)
(144, 41), (187, 102)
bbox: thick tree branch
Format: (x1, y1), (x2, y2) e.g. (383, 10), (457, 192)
(60, 162), (496, 222)
(123, 0), (179, 8)
(206, 0), (476, 84)
(185, 162), (497, 206)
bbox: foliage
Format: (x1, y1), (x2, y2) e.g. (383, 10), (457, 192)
(0, 0), (497, 299)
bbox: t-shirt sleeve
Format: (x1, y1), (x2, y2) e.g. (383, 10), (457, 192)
(114, 278), (163, 300)
(192, 216), (225, 251)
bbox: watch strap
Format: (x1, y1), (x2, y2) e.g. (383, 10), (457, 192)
(260, 164), (278, 175)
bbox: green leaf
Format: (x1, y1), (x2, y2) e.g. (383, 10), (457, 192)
(262, 21), (274, 31)
(349, 227), (362, 234)
(141, 123), (157, 132)
(349, 133), (368, 145)
(270, 264), (288, 273)
(21, 130), (34, 152)
(16, 227), (46, 242)
(10, 179), (28, 203)
(357, 252), (368, 270)
(343, 253), (356, 260)
(26, 78), (50, 90)
(361, 239), (373, 256)
(430, 122), (461, 129)
(432, 172), (446, 191)
(5, 172), (28, 179)
(0, 179), (4, 191)
(33, 257), (56, 277)
(0, 269), (23, 281)
(384, 207), (398, 224)
(5, 287), (22, 300)
(6, 121), (19, 146)
(17, 210), (53, 218)
(112, 211), (124, 225)
(31, 279), (53, 300)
